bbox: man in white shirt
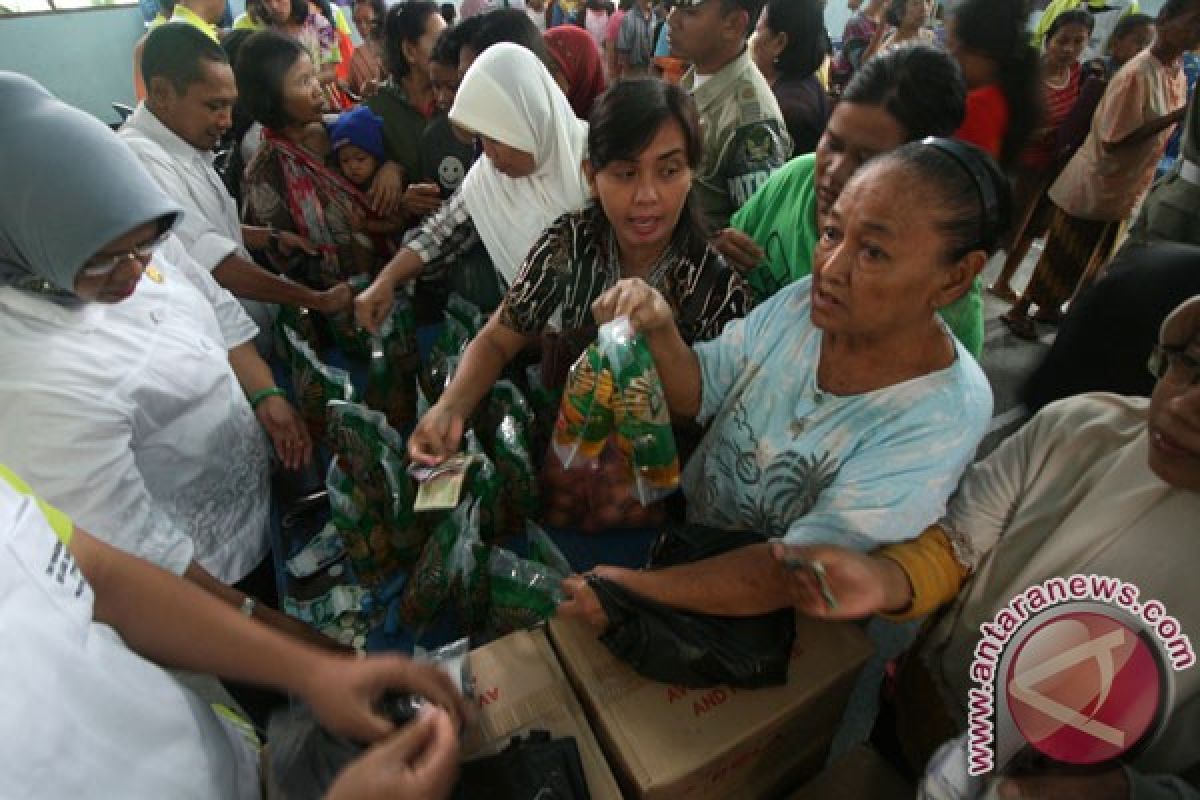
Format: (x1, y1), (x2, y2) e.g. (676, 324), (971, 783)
(121, 23), (353, 353)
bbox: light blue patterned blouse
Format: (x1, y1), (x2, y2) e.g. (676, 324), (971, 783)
(683, 277), (993, 550)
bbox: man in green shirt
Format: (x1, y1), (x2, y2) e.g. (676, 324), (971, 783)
(669, 0), (792, 228)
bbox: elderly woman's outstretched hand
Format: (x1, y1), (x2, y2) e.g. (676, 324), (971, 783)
(770, 542), (913, 621)
(591, 278), (674, 335)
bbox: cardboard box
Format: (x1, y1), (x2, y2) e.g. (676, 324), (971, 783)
(461, 629), (622, 800)
(548, 615), (873, 800)
(786, 745), (913, 799)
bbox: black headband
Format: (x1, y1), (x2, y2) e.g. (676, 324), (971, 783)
(920, 136), (1000, 252)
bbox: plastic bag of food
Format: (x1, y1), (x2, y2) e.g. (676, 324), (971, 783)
(476, 381), (541, 538)
(365, 298), (420, 433)
(324, 274), (373, 360)
(446, 500), (491, 634)
(327, 402), (427, 568)
(399, 498), (474, 629)
(525, 522), (572, 577)
(327, 402), (408, 515)
(275, 304), (322, 358)
(598, 316), (681, 506)
(550, 343), (615, 469)
(327, 460), (399, 587)
(284, 327), (355, 444)
(445, 293), (485, 337)
(486, 546), (565, 635)
(420, 316), (470, 403)
(463, 431), (504, 541)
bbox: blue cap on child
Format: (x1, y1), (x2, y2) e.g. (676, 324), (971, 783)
(329, 106), (386, 162)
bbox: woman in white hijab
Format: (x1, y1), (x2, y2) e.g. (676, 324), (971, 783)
(0, 72), (317, 641)
(355, 42), (591, 332)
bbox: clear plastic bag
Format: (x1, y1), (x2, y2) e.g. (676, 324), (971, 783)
(326, 402), (425, 574)
(525, 521), (572, 578)
(326, 459), (398, 587)
(598, 316), (681, 506)
(485, 546), (566, 635)
(445, 293), (486, 337)
(541, 320), (678, 530)
(399, 498), (475, 629)
(476, 381), (541, 539)
(550, 343), (615, 469)
(420, 316), (470, 404)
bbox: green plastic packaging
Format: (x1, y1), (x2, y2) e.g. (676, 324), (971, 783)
(282, 326), (355, 445)
(327, 401), (426, 568)
(420, 316), (470, 404)
(476, 381), (541, 538)
(365, 298), (420, 433)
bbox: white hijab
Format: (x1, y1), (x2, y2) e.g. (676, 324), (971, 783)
(450, 43), (591, 288)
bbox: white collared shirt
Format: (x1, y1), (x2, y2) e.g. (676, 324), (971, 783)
(0, 236), (268, 583)
(120, 104), (248, 272)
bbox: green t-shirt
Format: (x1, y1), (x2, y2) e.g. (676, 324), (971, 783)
(730, 153), (820, 302)
(730, 153), (985, 357)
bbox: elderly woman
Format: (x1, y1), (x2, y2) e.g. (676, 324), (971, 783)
(783, 295), (1200, 797)
(558, 137), (1005, 622)
(408, 79), (751, 463)
(355, 43), (593, 334)
(716, 44), (987, 356)
(0, 73), (312, 640)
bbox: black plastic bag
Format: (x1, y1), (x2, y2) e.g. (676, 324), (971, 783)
(454, 730), (590, 800)
(589, 525), (795, 689)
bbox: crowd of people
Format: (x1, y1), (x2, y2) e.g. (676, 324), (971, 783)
(2, 0), (1199, 795)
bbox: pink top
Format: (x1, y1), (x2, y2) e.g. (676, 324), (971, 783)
(1049, 50), (1186, 221)
(606, 9), (626, 47)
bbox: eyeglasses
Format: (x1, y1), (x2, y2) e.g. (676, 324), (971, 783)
(1147, 343), (1200, 387)
(79, 232), (169, 278)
